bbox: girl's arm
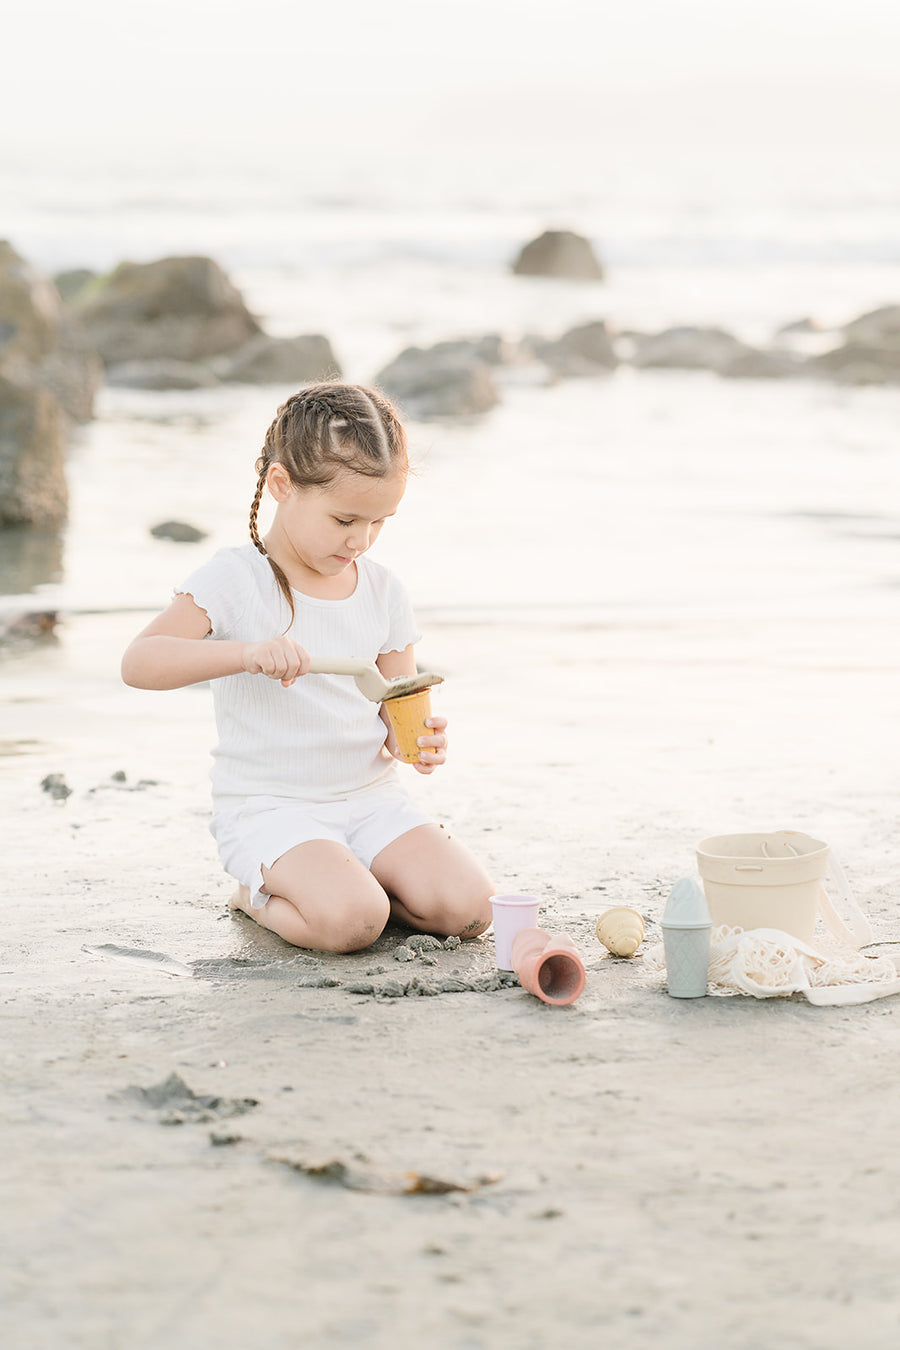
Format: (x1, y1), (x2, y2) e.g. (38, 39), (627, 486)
(121, 592), (310, 690)
(376, 645), (447, 775)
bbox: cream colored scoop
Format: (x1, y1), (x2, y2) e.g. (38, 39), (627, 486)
(307, 656), (444, 703)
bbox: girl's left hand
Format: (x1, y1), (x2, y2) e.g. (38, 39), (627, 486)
(413, 715), (447, 775)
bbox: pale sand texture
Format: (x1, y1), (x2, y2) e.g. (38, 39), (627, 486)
(3, 609), (900, 1349)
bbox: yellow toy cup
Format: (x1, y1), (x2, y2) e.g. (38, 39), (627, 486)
(383, 687), (433, 763)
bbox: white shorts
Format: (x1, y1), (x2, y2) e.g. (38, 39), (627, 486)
(210, 783), (434, 910)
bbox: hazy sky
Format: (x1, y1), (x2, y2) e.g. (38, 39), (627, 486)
(6, 0), (900, 161)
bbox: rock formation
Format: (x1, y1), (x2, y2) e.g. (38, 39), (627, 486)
(106, 359), (221, 390)
(0, 375), (68, 527)
(73, 255), (261, 364)
(0, 241), (102, 423)
(0, 242), (102, 527)
(374, 342), (500, 420)
(807, 344), (900, 385)
(512, 230), (604, 281)
(215, 333), (340, 384)
(631, 326), (754, 373)
(534, 320), (619, 376)
(843, 304), (900, 349)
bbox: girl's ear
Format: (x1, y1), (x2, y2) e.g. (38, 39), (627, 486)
(266, 462), (293, 502)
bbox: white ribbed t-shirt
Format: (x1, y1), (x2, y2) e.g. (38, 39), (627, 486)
(177, 544), (420, 809)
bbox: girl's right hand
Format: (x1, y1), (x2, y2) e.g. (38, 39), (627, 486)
(242, 637), (311, 687)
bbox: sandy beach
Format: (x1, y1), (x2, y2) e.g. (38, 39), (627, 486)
(4, 594), (900, 1349)
(3, 5), (900, 1335)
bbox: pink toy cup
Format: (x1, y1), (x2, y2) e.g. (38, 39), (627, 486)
(490, 894), (540, 970)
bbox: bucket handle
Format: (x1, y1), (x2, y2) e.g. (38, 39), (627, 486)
(818, 853), (873, 950)
(761, 840), (873, 950)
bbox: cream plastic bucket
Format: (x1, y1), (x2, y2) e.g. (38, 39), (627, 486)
(696, 831), (829, 942)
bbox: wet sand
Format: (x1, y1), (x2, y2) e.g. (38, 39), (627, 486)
(3, 608), (900, 1348)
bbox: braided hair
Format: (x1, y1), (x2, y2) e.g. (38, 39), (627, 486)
(249, 382), (408, 625)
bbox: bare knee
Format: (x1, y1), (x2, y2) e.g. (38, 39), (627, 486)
(280, 890), (390, 953)
(372, 827), (494, 941)
(430, 860), (495, 939)
(439, 892), (493, 940)
(323, 894), (391, 953)
(260, 843), (391, 953)
(396, 880), (494, 941)
(456, 909), (492, 940)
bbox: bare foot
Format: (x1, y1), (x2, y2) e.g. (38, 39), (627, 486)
(228, 885), (255, 917)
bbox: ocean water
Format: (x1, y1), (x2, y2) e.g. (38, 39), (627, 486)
(2, 142), (899, 629)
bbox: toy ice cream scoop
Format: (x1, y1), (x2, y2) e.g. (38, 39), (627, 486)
(596, 907), (645, 957)
(307, 655), (443, 703)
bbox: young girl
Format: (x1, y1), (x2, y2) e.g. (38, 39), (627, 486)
(121, 382), (494, 953)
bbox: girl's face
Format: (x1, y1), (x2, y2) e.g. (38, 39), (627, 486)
(266, 465), (407, 582)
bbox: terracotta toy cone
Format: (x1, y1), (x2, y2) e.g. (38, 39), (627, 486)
(383, 687), (433, 763)
(510, 928), (586, 1006)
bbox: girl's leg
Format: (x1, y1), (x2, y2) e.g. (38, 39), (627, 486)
(370, 825), (494, 940)
(230, 840), (391, 953)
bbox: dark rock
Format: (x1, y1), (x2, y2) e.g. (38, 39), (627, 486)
(843, 304), (900, 350)
(0, 375), (68, 526)
(512, 230), (604, 281)
(150, 520), (208, 542)
(74, 255), (261, 364)
(41, 772), (72, 800)
(106, 359), (221, 390)
(536, 320), (618, 376)
(216, 333), (340, 384)
(374, 341), (500, 420)
(632, 326), (753, 373)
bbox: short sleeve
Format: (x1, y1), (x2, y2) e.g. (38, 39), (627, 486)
(380, 571), (421, 655)
(176, 548), (253, 639)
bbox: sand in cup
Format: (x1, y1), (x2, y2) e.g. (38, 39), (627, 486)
(490, 894), (541, 970)
(382, 687), (433, 763)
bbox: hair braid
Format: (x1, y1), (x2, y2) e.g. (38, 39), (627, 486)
(248, 470), (267, 557)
